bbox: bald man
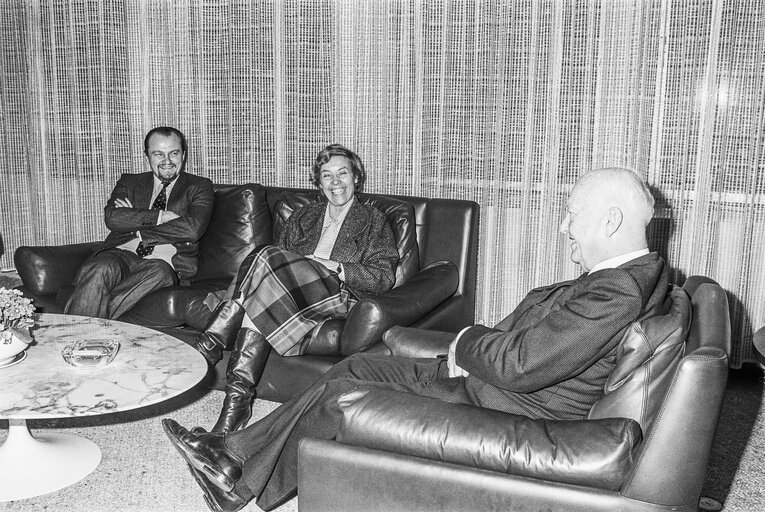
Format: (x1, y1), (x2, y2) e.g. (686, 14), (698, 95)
(162, 168), (670, 512)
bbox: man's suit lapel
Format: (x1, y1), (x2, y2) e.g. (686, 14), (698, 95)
(166, 172), (188, 210)
(134, 172), (155, 209)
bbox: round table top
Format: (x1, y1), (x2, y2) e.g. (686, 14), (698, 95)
(0, 313), (208, 420)
(753, 327), (765, 365)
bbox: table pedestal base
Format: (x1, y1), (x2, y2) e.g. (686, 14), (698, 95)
(0, 418), (101, 501)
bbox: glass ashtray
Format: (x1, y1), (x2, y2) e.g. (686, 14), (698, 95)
(62, 339), (120, 368)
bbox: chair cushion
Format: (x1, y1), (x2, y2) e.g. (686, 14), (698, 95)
(588, 284), (691, 432)
(193, 184), (273, 283)
(336, 387), (642, 491)
(272, 191), (420, 286)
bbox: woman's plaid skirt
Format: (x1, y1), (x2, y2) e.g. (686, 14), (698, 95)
(223, 245), (357, 356)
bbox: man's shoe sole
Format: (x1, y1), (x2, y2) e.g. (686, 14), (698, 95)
(162, 420), (236, 492)
(187, 464), (247, 512)
(187, 464), (225, 512)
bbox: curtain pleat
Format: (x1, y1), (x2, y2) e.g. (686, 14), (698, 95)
(1, 0), (763, 366)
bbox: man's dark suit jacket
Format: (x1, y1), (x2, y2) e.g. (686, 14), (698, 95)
(456, 252), (669, 419)
(277, 198), (399, 298)
(99, 171), (214, 280)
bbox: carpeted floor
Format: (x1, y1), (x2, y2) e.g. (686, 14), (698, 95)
(0, 389), (294, 512)
(1, 366), (764, 512)
(0, 271), (23, 290)
(700, 365), (765, 510)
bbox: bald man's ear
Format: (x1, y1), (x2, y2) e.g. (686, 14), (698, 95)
(605, 207), (623, 237)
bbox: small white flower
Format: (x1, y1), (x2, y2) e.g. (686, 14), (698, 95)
(0, 287), (36, 333)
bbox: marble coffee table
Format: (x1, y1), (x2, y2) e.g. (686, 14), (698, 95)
(0, 313), (208, 502)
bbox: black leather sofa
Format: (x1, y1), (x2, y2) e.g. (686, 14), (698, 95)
(297, 276), (731, 512)
(14, 184), (480, 400)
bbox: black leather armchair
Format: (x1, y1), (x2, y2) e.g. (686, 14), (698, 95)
(297, 276), (731, 512)
(14, 184), (479, 401)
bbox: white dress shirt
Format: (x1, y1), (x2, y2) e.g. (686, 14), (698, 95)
(116, 175), (179, 268)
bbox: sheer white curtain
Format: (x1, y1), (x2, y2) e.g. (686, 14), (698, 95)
(1, 0), (763, 366)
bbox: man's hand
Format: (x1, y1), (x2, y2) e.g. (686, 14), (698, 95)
(159, 210), (180, 224)
(114, 198), (133, 208)
(447, 337), (469, 378)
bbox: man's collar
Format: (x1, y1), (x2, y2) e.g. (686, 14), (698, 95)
(588, 248), (650, 274)
(153, 173), (180, 188)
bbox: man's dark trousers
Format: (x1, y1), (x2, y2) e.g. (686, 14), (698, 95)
(224, 353), (469, 510)
(65, 248), (177, 319)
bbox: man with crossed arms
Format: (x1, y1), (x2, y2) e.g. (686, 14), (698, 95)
(65, 126), (214, 319)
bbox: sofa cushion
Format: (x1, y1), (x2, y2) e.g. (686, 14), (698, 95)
(272, 191), (419, 287)
(336, 387), (642, 491)
(272, 190), (318, 241)
(361, 194), (419, 287)
(588, 284), (690, 432)
(193, 184), (273, 283)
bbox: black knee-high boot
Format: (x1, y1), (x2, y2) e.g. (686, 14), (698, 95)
(193, 299), (245, 365)
(211, 328), (271, 433)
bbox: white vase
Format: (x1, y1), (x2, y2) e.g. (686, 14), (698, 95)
(0, 328), (31, 366)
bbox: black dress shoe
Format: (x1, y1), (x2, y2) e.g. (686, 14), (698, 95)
(162, 418), (244, 492)
(187, 464), (249, 512)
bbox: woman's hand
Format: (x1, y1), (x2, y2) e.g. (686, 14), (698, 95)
(306, 255), (340, 273)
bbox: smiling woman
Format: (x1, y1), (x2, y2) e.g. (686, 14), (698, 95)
(312, 143), (365, 204)
(186, 143), (400, 434)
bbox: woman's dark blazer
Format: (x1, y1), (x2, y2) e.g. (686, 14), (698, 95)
(277, 198), (399, 298)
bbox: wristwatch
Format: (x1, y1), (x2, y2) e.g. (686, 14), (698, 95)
(336, 263), (342, 274)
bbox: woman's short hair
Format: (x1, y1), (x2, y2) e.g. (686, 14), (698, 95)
(310, 144), (366, 193)
(144, 126), (188, 156)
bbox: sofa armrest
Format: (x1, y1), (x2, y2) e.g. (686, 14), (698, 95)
(382, 326), (455, 358)
(14, 242), (99, 295)
(336, 387), (642, 492)
(340, 260), (458, 355)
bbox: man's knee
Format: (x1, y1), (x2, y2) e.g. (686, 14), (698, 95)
(142, 260), (178, 286)
(323, 353), (365, 375)
(78, 252), (125, 283)
(322, 353), (390, 381)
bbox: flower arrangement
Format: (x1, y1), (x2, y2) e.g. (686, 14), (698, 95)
(0, 287), (35, 345)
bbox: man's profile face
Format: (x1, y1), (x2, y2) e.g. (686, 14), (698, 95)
(559, 180), (605, 271)
(146, 133), (184, 182)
